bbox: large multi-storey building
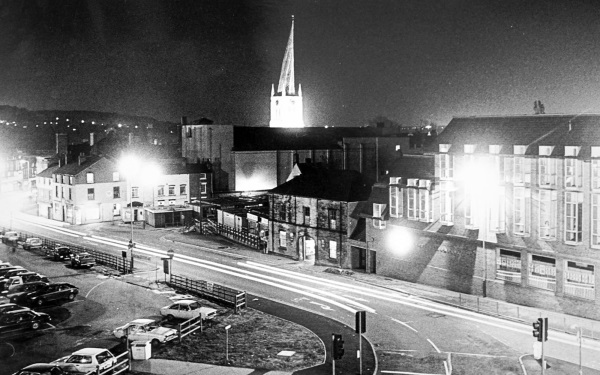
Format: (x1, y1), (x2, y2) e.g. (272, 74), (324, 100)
(364, 114), (600, 320)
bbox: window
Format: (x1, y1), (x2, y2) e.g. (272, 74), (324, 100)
(180, 184), (187, 195)
(389, 177), (401, 218)
(528, 255), (556, 291)
(200, 182), (207, 194)
(55, 186), (59, 198)
(132, 187), (139, 199)
(86, 172), (94, 184)
(489, 186), (506, 232)
(62, 175), (67, 184)
(168, 185), (175, 196)
(513, 187), (530, 236)
(329, 240), (337, 259)
(61, 187), (64, 198)
(407, 180), (417, 220)
(373, 203), (386, 229)
(565, 158), (582, 188)
(440, 181), (454, 225)
(280, 204), (287, 222)
(87, 188), (95, 200)
(200, 173), (207, 179)
(539, 190), (557, 240)
(113, 172), (120, 181)
(113, 186), (120, 199)
(53, 174), (58, 182)
(464, 144), (475, 153)
(538, 158), (557, 187)
(113, 203), (121, 216)
(186, 127), (192, 138)
(157, 185), (164, 196)
(592, 194), (600, 247)
(279, 231), (287, 249)
(328, 208), (338, 230)
(418, 188), (431, 222)
(69, 176), (73, 185)
(439, 154), (453, 179)
(513, 157), (531, 184)
(169, 199), (176, 205)
(592, 159), (600, 190)
(303, 206), (310, 225)
(564, 261), (595, 300)
(68, 188), (72, 200)
(565, 191), (583, 243)
(496, 249), (521, 283)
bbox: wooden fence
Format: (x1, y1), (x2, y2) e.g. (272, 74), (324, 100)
(215, 223), (267, 251)
(168, 274), (246, 313)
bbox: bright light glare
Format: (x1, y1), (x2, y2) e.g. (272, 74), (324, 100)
(120, 155), (162, 186)
(387, 226), (413, 255)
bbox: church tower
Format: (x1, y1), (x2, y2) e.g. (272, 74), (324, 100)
(270, 16), (305, 128)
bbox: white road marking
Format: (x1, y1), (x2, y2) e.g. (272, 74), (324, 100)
(381, 371), (444, 375)
(427, 338), (441, 353)
(391, 318), (418, 333)
(86, 279), (111, 298)
(309, 302), (334, 311)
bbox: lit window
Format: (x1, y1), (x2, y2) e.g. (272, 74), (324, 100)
(464, 144), (475, 154)
(303, 206), (310, 225)
(389, 177), (401, 218)
(513, 187), (530, 236)
(328, 208), (337, 230)
(565, 158), (583, 189)
(440, 181), (454, 225)
(564, 261), (595, 300)
(69, 176), (73, 185)
(373, 203), (386, 229)
(513, 157), (531, 184)
(528, 254), (556, 291)
(279, 231), (287, 249)
(592, 194), (600, 247)
(157, 185), (164, 196)
(112, 172), (120, 182)
(565, 191), (583, 243)
(538, 158), (557, 187)
(329, 240), (337, 259)
(592, 160), (600, 190)
(200, 182), (207, 194)
(539, 190), (557, 240)
(86, 172), (94, 184)
(439, 154), (453, 179)
(496, 249), (521, 283)
(132, 187), (139, 199)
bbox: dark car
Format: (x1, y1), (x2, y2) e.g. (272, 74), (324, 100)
(71, 252), (95, 268)
(48, 246), (74, 261)
(0, 266), (26, 278)
(25, 283), (79, 306)
(11, 362), (81, 375)
(0, 303), (30, 315)
(0, 309), (50, 332)
(5, 282), (49, 304)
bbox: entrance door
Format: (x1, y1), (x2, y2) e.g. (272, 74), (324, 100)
(299, 237), (315, 265)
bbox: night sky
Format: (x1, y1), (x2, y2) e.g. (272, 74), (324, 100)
(2, 0), (600, 127)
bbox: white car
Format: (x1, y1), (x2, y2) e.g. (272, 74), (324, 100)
(113, 318), (178, 345)
(160, 299), (217, 321)
(54, 348), (117, 373)
(1, 231), (19, 244)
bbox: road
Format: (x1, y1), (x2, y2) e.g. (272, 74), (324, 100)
(6, 212), (600, 374)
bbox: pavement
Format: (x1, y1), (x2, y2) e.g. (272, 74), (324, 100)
(8, 215), (600, 374)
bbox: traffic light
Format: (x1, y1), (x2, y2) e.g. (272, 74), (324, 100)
(128, 240), (134, 250)
(532, 318), (548, 342)
(332, 334), (345, 360)
(355, 311), (366, 334)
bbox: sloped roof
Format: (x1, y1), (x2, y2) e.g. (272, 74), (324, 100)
(269, 169), (371, 202)
(388, 155), (435, 180)
(233, 127), (398, 151)
(430, 114), (600, 158)
(36, 164), (60, 178)
(53, 155), (110, 175)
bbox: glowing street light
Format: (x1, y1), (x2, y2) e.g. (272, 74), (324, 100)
(386, 226), (413, 255)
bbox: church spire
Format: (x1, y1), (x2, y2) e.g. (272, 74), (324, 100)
(277, 15), (295, 95)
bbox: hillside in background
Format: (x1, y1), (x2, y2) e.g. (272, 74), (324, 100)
(0, 105), (180, 153)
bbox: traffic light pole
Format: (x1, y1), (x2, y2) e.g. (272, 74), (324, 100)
(332, 358), (335, 375)
(541, 338), (545, 375)
(358, 318), (362, 375)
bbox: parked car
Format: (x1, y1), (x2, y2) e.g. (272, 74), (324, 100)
(0, 309), (50, 332)
(113, 318), (178, 345)
(25, 283), (79, 306)
(1, 268), (30, 280)
(0, 262), (12, 269)
(1, 231), (19, 244)
(53, 348), (117, 373)
(160, 299), (217, 321)
(5, 282), (49, 304)
(11, 362), (81, 375)
(1, 273), (49, 291)
(21, 237), (44, 251)
(0, 303), (30, 315)
(0, 266), (25, 278)
(71, 252), (95, 268)
(48, 246), (74, 261)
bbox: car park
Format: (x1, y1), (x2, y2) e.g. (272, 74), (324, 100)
(21, 237), (44, 251)
(10, 362), (81, 375)
(0, 303), (30, 315)
(47, 246), (74, 261)
(113, 318), (178, 345)
(1, 273), (49, 291)
(70, 252), (95, 268)
(1, 267), (30, 279)
(0, 266), (25, 278)
(25, 283), (79, 306)
(0, 309), (50, 332)
(53, 348), (117, 373)
(160, 299), (217, 321)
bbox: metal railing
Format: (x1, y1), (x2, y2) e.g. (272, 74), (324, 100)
(168, 273), (246, 313)
(215, 223), (267, 251)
